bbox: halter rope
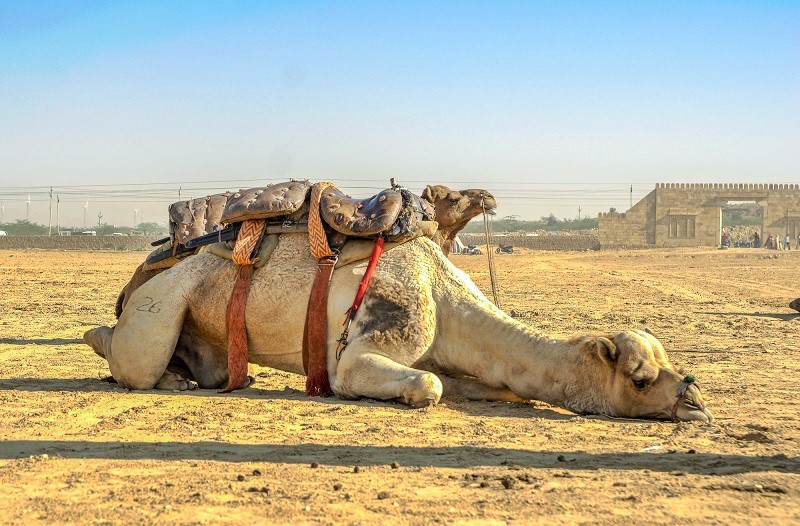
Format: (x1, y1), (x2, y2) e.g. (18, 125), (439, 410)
(481, 194), (501, 308)
(671, 374), (698, 422)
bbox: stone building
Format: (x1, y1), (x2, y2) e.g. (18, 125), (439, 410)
(598, 183), (800, 247)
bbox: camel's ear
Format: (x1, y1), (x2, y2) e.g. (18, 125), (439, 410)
(590, 337), (618, 364)
(421, 185), (448, 203)
(643, 327), (656, 338)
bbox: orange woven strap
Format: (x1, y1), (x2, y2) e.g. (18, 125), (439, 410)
(309, 182), (338, 259)
(220, 219), (266, 393)
(232, 219), (266, 265)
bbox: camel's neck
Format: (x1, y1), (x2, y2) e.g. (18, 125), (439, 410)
(433, 281), (611, 414)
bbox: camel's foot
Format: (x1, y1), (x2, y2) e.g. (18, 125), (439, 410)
(154, 371), (196, 391)
(399, 373), (442, 408)
(333, 351), (443, 407)
(83, 326), (114, 359)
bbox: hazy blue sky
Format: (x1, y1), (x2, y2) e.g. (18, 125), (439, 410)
(1, 1), (798, 226)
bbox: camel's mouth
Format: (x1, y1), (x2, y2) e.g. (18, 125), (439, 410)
(674, 406), (714, 424)
(480, 199), (497, 216)
(674, 399), (714, 424)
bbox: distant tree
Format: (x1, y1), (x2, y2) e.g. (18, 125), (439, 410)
(0, 220), (49, 235)
(461, 214), (598, 234)
(136, 222), (167, 235)
(609, 207), (617, 214)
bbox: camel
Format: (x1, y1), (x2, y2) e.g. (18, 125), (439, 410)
(422, 185), (497, 255)
(84, 233), (713, 423)
(114, 185), (496, 318)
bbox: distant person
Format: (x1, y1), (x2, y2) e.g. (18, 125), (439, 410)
(785, 234), (791, 251)
(765, 234), (774, 249)
(721, 230), (730, 247)
(753, 232), (760, 248)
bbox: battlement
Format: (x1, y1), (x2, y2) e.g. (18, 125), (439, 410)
(598, 212), (626, 219)
(655, 183), (799, 191)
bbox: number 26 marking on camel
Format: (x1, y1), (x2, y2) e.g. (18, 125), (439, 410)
(136, 297), (162, 314)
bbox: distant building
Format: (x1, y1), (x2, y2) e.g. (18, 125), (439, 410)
(599, 183), (800, 247)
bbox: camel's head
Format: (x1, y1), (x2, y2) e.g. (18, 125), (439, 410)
(581, 329), (713, 423)
(421, 185), (497, 237)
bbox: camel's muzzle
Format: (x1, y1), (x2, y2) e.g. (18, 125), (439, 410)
(672, 382), (714, 424)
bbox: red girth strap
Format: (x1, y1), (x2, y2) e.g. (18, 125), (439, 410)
(335, 236), (385, 360)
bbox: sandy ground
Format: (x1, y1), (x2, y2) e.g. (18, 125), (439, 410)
(0, 247), (798, 525)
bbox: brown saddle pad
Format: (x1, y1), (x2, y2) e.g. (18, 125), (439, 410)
(319, 187), (404, 237)
(220, 180), (312, 224)
(168, 193), (230, 246)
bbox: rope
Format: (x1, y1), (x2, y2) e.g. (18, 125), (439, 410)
(481, 195), (501, 308)
(308, 182), (338, 259)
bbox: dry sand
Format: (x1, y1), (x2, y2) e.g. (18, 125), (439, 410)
(0, 247), (798, 525)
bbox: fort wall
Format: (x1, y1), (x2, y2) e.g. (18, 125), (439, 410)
(0, 235), (162, 251)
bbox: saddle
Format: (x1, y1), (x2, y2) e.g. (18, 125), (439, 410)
(144, 180), (432, 269)
(140, 179), (435, 395)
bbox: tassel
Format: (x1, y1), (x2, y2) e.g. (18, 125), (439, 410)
(302, 256), (336, 397)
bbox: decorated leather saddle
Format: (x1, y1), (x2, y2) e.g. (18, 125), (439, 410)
(145, 179), (432, 269)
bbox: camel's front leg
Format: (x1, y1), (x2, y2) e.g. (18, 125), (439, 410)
(333, 351), (443, 408)
(438, 374), (526, 403)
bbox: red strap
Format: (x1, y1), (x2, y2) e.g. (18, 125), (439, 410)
(348, 236), (385, 316)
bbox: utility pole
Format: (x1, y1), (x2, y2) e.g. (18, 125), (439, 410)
(26, 195), (31, 222)
(133, 208), (139, 228)
(578, 207), (582, 220)
(178, 186), (182, 200)
(84, 201), (88, 227)
(48, 187), (53, 236)
(56, 195), (60, 234)
(630, 186), (633, 208)
(97, 211), (103, 228)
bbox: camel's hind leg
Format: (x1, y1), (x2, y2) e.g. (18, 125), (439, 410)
(96, 268), (198, 390)
(84, 325), (195, 391)
(333, 352), (443, 408)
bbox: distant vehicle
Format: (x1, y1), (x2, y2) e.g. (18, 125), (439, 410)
(462, 245), (482, 255)
(0, 230), (7, 236)
(111, 232), (125, 236)
(80, 231), (97, 236)
(496, 244), (514, 254)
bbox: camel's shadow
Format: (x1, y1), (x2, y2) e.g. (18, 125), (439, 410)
(696, 311), (800, 321)
(0, 338), (85, 345)
(0, 439), (796, 474)
(1, 377), (575, 420)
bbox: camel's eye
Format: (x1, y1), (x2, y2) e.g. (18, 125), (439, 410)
(448, 193), (460, 203)
(632, 378), (650, 390)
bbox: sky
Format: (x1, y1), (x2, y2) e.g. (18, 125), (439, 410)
(1, 1), (798, 227)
